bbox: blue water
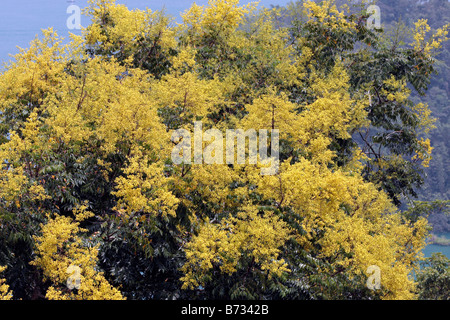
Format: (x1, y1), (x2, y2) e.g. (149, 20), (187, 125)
(423, 244), (450, 258)
(423, 232), (450, 259)
(0, 0), (292, 65)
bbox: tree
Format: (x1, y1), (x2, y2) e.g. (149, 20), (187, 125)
(0, 0), (447, 300)
(366, 0), (450, 205)
(416, 253), (450, 300)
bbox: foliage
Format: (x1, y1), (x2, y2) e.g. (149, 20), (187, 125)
(0, 266), (13, 300)
(30, 206), (125, 300)
(402, 200), (450, 223)
(416, 253), (450, 300)
(0, 0), (448, 300)
(361, 0), (450, 218)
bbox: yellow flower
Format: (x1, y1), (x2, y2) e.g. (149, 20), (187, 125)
(0, 266), (13, 300)
(31, 211), (125, 300)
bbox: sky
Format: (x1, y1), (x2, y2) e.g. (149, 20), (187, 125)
(0, 0), (292, 64)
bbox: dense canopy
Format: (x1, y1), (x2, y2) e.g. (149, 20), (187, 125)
(0, 0), (448, 300)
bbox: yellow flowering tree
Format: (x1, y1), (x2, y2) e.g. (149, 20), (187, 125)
(0, 0), (447, 300)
